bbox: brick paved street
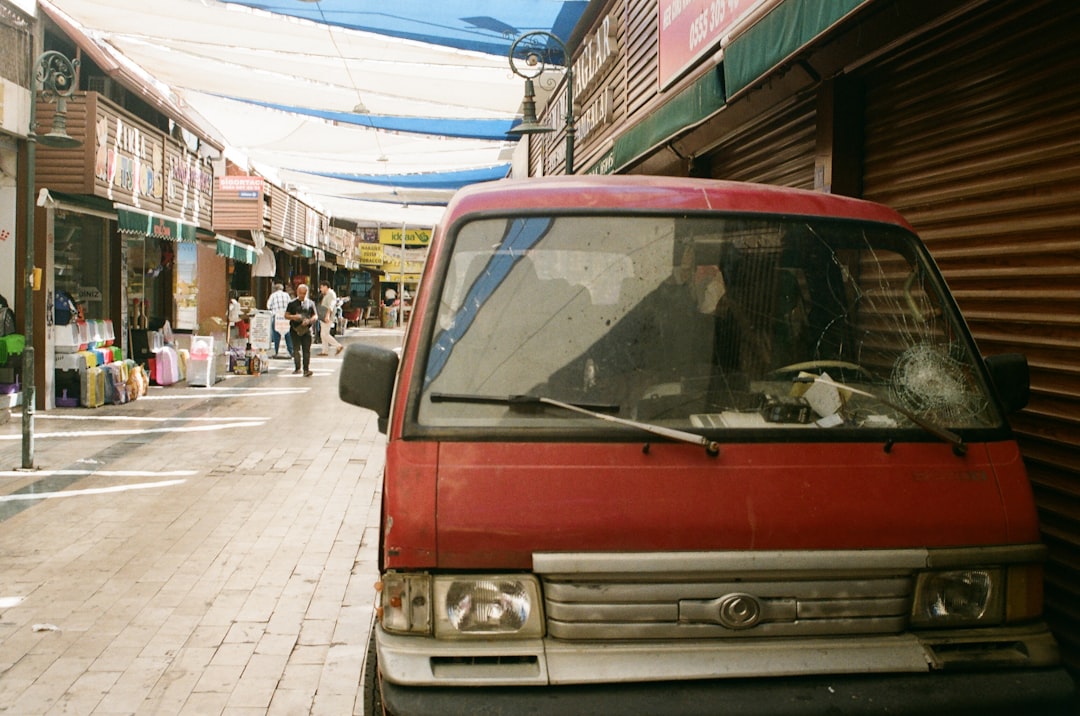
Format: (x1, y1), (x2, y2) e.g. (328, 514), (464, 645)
(0, 327), (400, 715)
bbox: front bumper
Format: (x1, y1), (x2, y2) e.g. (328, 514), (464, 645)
(375, 624), (1076, 715)
(381, 668), (1077, 716)
(378, 624), (1063, 686)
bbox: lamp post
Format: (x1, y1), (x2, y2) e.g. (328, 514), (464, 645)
(508, 32), (574, 175)
(21, 50), (81, 470)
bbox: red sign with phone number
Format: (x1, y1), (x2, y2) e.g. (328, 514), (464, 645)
(658, 0), (760, 88)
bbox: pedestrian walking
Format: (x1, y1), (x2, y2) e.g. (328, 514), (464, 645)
(266, 281), (293, 358)
(317, 280), (344, 356)
(227, 290), (242, 345)
(284, 283), (317, 376)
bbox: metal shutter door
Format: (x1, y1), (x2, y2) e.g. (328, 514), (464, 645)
(861, 0), (1080, 670)
(706, 94), (817, 189)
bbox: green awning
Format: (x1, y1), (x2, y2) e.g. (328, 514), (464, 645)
(215, 235), (257, 265)
(116, 207), (197, 243)
(724, 0), (868, 97)
(598, 67), (725, 175)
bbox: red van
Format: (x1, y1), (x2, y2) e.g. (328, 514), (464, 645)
(341, 176), (1076, 715)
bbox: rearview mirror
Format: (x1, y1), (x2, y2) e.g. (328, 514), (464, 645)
(984, 353), (1029, 414)
(339, 343), (399, 432)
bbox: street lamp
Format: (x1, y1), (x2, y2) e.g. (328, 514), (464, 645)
(508, 32), (574, 175)
(21, 50), (81, 470)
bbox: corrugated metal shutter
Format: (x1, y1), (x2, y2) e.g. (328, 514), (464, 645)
(624, 0), (658, 119)
(861, 0), (1080, 670)
(705, 94), (817, 189)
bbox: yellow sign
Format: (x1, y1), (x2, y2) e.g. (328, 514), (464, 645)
(379, 228), (431, 246)
(358, 243), (384, 266)
(384, 273), (422, 283)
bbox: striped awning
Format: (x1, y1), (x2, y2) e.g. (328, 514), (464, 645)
(215, 234), (258, 264)
(116, 206), (197, 243)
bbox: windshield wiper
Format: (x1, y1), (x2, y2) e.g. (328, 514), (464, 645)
(429, 392), (720, 456)
(796, 376), (967, 456)
(431, 392), (620, 413)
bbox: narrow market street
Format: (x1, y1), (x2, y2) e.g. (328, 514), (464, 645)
(0, 326), (400, 715)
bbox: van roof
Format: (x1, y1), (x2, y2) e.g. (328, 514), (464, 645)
(445, 175), (913, 229)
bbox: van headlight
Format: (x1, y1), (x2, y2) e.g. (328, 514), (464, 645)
(911, 569), (1003, 627)
(379, 573), (544, 639)
(436, 577), (544, 638)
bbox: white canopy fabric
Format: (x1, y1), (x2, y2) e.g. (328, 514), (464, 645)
(40, 0), (585, 226)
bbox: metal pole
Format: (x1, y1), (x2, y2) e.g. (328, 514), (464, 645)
(20, 51), (80, 470)
(20, 100), (37, 469)
(564, 63), (575, 175)
(399, 222), (405, 325)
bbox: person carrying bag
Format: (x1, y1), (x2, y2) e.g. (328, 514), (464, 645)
(284, 284), (318, 376)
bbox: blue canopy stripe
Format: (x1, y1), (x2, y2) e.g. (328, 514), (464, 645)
(424, 217), (554, 388)
(223, 1), (588, 60)
(222, 96), (519, 140)
(297, 165), (510, 190)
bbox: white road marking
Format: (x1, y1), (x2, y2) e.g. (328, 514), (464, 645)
(137, 388), (309, 400)
(0, 479), (187, 502)
(0, 421), (266, 440)
(36, 415), (269, 422)
(0, 469), (196, 478)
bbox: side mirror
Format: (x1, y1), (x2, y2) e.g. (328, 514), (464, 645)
(339, 343), (399, 433)
(984, 353), (1030, 414)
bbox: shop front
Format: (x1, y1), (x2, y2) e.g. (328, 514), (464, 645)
(117, 206), (199, 331)
(34, 91), (214, 408)
(377, 227), (428, 327)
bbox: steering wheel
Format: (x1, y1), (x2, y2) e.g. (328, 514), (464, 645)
(768, 360), (875, 380)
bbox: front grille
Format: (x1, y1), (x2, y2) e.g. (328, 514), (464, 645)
(534, 550), (927, 641)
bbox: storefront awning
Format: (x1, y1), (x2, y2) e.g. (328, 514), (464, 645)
(116, 206), (197, 243)
(723, 0), (868, 97)
(600, 68), (726, 175)
(215, 234), (258, 264)
(38, 189), (117, 219)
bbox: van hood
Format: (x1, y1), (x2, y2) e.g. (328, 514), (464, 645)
(382, 440), (1039, 570)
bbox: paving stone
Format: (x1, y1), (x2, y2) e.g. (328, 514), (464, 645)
(0, 328), (396, 714)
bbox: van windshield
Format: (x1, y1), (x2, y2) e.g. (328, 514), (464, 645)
(416, 214), (1001, 436)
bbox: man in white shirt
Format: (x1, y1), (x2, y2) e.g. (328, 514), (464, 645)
(266, 281), (293, 358)
(317, 280), (344, 356)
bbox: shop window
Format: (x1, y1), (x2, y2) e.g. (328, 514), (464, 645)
(126, 236), (176, 329)
(55, 211), (110, 321)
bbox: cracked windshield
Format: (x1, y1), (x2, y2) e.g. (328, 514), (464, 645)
(419, 214), (998, 433)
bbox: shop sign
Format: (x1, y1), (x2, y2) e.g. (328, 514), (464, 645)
(382, 245), (427, 276)
(659, 0), (762, 88)
(584, 147), (617, 176)
(383, 272), (422, 284)
(359, 242), (384, 266)
(572, 14), (618, 98)
(95, 113), (165, 204)
(306, 210), (323, 247)
(213, 175), (265, 230)
(218, 175), (264, 194)
(576, 87), (613, 145)
(151, 217), (175, 239)
(544, 137), (570, 177)
(78, 285), (103, 303)
(379, 227), (431, 247)
(167, 155), (213, 204)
